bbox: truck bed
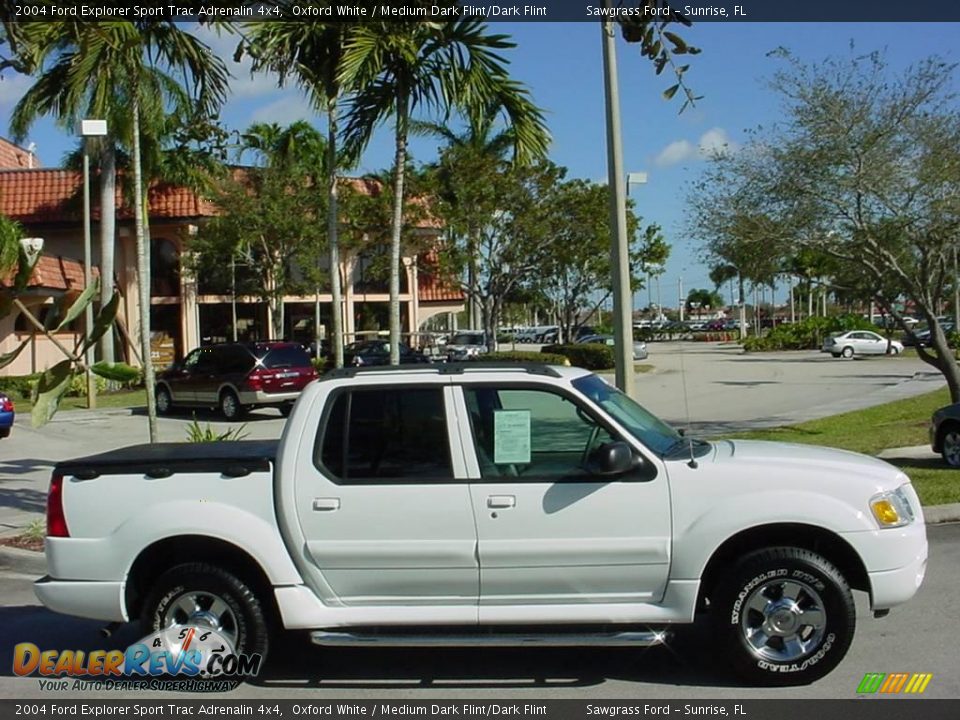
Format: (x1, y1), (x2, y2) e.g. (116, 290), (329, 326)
(55, 439), (279, 478)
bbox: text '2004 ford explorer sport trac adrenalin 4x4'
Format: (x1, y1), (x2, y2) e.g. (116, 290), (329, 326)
(36, 363), (927, 685)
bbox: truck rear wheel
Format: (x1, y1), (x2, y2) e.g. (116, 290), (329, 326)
(141, 563), (269, 676)
(711, 547), (855, 686)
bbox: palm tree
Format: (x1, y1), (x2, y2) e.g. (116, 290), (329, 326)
(415, 104), (518, 330)
(12, 22), (228, 442)
(242, 18), (358, 369)
(338, 19), (550, 364)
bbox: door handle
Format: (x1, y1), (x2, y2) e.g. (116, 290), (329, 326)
(487, 495), (516, 509)
(313, 497), (341, 511)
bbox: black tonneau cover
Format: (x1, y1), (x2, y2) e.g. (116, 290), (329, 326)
(55, 440), (279, 479)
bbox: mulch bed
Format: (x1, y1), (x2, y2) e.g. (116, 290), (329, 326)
(0, 535), (44, 552)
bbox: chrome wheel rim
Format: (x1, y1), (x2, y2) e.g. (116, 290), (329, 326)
(740, 578), (827, 662)
(156, 390), (170, 413)
(161, 590), (239, 649)
(944, 431), (960, 467)
(222, 394), (238, 418)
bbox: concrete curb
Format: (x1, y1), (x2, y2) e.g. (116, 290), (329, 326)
(922, 503), (960, 525)
(0, 544), (45, 576)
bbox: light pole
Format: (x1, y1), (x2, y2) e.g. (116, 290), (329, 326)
(81, 119), (107, 409)
(601, 15), (634, 395)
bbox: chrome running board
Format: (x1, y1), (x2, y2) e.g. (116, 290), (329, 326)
(310, 629), (670, 647)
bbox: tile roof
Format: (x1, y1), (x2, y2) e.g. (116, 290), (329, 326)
(417, 250), (464, 303)
(0, 169), (219, 224)
(1, 253), (99, 292)
(0, 137), (39, 170)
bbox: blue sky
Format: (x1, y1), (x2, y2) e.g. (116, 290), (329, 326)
(1, 21), (958, 308)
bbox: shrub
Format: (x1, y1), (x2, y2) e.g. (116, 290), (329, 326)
(541, 343), (616, 370)
(0, 374), (39, 399)
(741, 315), (880, 351)
(66, 373), (107, 397)
(474, 351), (571, 366)
(185, 417), (249, 442)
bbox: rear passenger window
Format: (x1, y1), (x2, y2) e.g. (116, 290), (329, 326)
(317, 388), (452, 482)
(263, 345), (310, 369)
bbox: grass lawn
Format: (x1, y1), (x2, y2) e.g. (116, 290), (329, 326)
(15, 389), (145, 415)
(724, 387), (960, 506)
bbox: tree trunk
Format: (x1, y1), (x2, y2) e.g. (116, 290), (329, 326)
(388, 94), (408, 366)
(132, 99), (158, 443)
(925, 318), (960, 402)
(98, 142), (116, 364)
(483, 295), (497, 353)
(327, 103), (344, 369)
(738, 274), (746, 340)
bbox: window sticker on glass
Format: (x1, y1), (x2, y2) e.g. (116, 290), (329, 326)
(494, 409), (531, 464)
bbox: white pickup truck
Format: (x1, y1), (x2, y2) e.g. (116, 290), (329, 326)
(37, 363), (927, 685)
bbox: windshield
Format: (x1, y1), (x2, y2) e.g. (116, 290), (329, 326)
(572, 374), (684, 456)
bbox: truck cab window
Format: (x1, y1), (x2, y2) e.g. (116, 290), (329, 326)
(317, 388), (452, 483)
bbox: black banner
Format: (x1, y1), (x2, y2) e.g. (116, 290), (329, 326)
(1, 701), (959, 719)
(8, 0), (960, 23)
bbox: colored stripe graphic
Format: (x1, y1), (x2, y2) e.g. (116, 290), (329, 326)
(858, 672), (932, 694)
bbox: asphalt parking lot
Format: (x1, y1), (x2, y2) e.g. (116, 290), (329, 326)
(0, 343), (944, 534)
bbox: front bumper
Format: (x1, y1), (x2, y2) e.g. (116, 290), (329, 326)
(34, 576), (127, 622)
(840, 515), (928, 611)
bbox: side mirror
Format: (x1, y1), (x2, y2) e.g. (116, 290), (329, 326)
(586, 441), (635, 477)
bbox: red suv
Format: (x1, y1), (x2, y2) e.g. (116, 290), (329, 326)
(155, 342), (317, 420)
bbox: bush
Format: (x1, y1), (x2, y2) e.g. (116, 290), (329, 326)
(185, 417), (249, 442)
(0, 374), (39, 399)
(66, 373), (107, 397)
(474, 351), (571, 366)
(741, 315), (879, 352)
(541, 343), (616, 370)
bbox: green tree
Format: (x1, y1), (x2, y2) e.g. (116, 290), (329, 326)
(11, 22), (228, 440)
(339, 17), (550, 364)
(693, 51), (960, 399)
(538, 179), (669, 342)
(187, 123), (327, 341)
(241, 16), (360, 369)
(685, 288), (724, 313)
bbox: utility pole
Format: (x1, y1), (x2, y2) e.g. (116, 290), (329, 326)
(953, 246), (959, 330)
(678, 277), (684, 322)
(601, 13), (634, 395)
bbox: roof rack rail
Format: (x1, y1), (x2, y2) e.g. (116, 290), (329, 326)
(322, 362), (563, 380)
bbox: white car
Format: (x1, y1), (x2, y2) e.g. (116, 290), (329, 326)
(823, 330), (904, 358)
(39, 363), (926, 686)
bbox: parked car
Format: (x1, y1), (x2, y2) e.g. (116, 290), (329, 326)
(903, 321), (955, 348)
(822, 331), (904, 358)
(41, 362), (927, 686)
(930, 402), (960, 467)
(446, 331), (489, 360)
(704, 319), (727, 331)
(0, 392), (14, 439)
(576, 334), (649, 361)
(342, 340), (430, 367)
(155, 341), (317, 420)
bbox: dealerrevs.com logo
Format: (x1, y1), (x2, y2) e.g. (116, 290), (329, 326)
(13, 626), (261, 691)
(857, 672), (933, 694)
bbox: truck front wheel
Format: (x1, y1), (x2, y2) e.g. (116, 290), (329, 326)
(141, 563), (270, 675)
(711, 547), (855, 686)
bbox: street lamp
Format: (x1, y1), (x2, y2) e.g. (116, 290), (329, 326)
(81, 119), (107, 409)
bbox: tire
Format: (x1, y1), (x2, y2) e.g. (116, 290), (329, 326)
(220, 390), (245, 421)
(710, 547), (855, 686)
(0, 428), (9, 439)
(141, 562), (270, 674)
(155, 386), (173, 415)
(841, 346), (854, 359)
(891, 346), (902, 355)
(940, 423), (960, 467)
(279, 404), (293, 418)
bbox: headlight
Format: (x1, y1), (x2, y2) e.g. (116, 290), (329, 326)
(869, 486), (916, 528)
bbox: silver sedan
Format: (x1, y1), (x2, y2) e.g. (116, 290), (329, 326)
(577, 334), (649, 361)
(822, 330), (904, 358)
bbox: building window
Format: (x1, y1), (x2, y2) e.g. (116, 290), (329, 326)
(14, 304), (81, 333)
(151, 238), (180, 297)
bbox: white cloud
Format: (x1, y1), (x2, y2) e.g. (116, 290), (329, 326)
(654, 139), (697, 167)
(250, 94), (316, 125)
(654, 127), (738, 167)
